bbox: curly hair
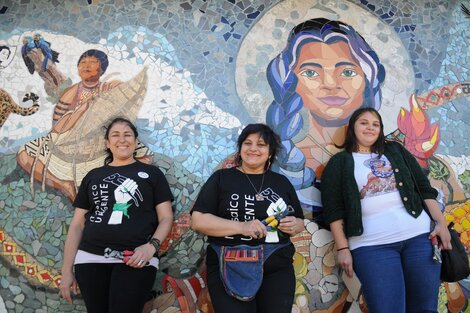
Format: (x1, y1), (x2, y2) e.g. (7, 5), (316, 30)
(235, 123), (281, 170)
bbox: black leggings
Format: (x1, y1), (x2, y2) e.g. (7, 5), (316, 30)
(206, 244), (296, 313)
(75, 263), (156, 313)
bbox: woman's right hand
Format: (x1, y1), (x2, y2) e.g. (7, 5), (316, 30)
(59, 270), (79, 303)
(241, 219), (267, 239)
(337, 249), (354, 278)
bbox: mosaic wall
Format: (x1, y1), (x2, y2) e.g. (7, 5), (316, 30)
(0, 0), (469, 312)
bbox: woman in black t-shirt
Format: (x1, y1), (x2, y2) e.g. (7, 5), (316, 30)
(191, 123), (304, 313)
(59, 117), (174, 313)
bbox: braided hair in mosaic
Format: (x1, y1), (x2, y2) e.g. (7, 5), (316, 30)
(266, 18), (385, 190)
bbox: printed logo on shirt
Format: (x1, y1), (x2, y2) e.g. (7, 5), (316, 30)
(264, 196), (289, 243)
(259, 187), (280, 203)
(89, 173), (143, 225)
(224, 187), (286, 243)
(89, 182), (110, 224)
(138, 171), (149, 179)
(367, 158), (393, 178)
(360, 156), (397, 199)
(224, 193), (257, 241)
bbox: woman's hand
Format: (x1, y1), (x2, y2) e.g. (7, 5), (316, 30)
(424, 199), (452, 250)
(59, 270), (79, 303)
(126, 243), (156, 268)
(279, 216), (304, 236)
(241, 219), (267, 239)
(60, 208), (86, 303)
(337, 248), (354, 278)
(430, 222), (452, 250)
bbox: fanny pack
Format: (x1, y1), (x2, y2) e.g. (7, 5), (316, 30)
(211, 242), (290, 301)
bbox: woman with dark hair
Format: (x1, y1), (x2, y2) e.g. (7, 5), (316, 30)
(191, 123), (305, 313)
(59, 117), (173, 313)
(266, 18), (385, 215)
(321, 108), (451, 313)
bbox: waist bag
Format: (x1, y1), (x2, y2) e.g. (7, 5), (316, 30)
(211, 242), (290, 301)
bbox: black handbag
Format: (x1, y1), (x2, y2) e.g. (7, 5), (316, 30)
(440, 222), (470, 282)
(391, 141), (470, 282)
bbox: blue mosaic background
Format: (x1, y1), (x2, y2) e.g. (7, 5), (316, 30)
(0, 0), (469, 312)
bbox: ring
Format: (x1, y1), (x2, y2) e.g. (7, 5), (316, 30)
(138, 260), (144, 266)
(254, 231), (260, 237)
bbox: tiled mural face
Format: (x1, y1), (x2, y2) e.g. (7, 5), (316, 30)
(0, 0), (469, 312)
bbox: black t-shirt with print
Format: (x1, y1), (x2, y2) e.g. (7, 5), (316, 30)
(73, 161), (173, 255)
(191, 167), (304, 246)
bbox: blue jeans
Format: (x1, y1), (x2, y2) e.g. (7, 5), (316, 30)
(351, 233), (440, 313)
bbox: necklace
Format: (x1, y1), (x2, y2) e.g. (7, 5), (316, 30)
(240, 168), (265, 201)
(357, 147), (371, 153)
(81, 80), (100, 89)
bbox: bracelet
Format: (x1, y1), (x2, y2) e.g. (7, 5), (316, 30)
(337, 246), (349, 251)
(148, 238), (161, 253)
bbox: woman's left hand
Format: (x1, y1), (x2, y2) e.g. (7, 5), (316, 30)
(279, 217), (304, 236)
(430, 222), (452, 250)
(126, 243), (156, 268)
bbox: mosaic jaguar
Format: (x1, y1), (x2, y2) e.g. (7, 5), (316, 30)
(0, 88), (40, 128)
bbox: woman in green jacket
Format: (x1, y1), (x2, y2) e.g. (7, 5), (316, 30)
(321, 107), (451, 313)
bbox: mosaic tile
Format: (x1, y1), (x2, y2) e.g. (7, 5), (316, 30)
(0, 0), (469, 312)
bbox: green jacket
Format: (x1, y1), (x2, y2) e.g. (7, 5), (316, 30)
(321, 141), (437, 238)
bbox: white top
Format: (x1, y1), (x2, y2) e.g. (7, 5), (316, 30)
(349, 153), (430, 250)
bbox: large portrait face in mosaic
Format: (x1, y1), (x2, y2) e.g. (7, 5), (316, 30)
(293, 41), (367, 122)
(1, 1), (470, 312)
(265, 19), (385, 200)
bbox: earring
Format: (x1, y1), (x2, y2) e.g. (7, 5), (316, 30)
(235, 153), (241, 167)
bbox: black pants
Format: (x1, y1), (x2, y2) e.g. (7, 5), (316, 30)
(75, 263), (156, 313)
(206, 244), (296, 313)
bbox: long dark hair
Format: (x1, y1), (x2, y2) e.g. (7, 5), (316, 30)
(104, 117), (138, 165)
(236, 123), (281, 170)
(338, 107), (385, 155)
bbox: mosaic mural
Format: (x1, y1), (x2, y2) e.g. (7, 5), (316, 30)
(0, 0), (469, 312)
